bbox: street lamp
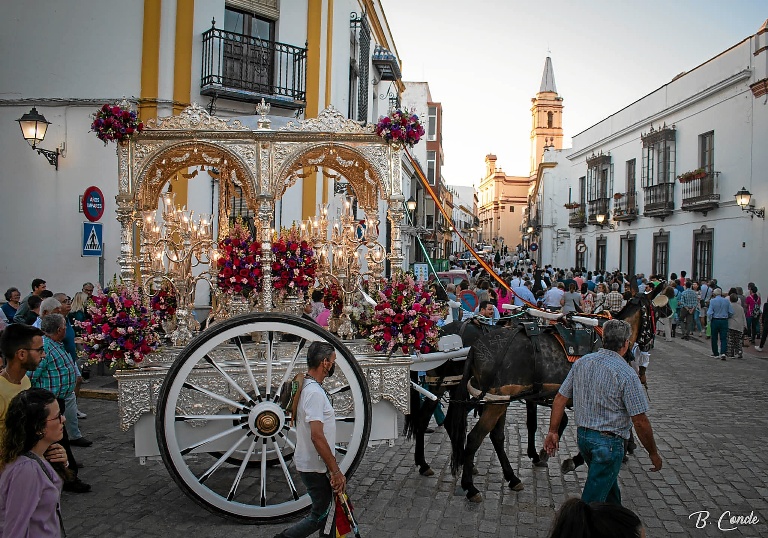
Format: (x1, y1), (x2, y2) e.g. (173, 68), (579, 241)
(16, 107), (61, 170)
(406, 197), (417, 212)
(595, 213), (615, 229)
(734, 187), (765, 219)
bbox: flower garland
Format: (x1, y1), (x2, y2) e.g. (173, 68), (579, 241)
(91, 103), (144, 144)
(150, 288), (177, 322)
(374, 109), (424, 147)
(217, 220), (262, 297)
(76, 281), (160, 368)
(369, 273), (441, 355)
(271, 226), (316, 296)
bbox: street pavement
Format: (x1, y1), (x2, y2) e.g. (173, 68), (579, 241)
(65, 333), (768, 537)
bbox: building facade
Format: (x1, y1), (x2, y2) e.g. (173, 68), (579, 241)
(476, 154), (528, 253)
(532, 20), (768, 289)
(0, 0), (410, 295)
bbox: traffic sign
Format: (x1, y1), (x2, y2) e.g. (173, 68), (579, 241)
(82, 222), (103, 257)
(82, 186), (105, 222)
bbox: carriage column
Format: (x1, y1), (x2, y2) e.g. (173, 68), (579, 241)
(388, 194), (406, 272)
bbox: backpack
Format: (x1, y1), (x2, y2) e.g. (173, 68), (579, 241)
(752, 295), (762, 319)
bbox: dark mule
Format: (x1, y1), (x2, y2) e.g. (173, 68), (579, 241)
(403, 318), (493, 476)
(445, 284), (662, 502)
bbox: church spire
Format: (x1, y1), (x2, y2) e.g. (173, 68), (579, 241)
(539, 56), (557, 94)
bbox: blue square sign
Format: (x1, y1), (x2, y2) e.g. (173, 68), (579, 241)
(82, 222), (103, 257)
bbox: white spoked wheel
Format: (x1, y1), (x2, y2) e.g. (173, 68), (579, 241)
(156, 313), (371, 523)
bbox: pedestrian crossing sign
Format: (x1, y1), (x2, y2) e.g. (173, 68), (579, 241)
(82, 222), (103, 257)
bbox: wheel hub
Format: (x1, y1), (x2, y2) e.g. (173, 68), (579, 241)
(248, 401), (286, 438)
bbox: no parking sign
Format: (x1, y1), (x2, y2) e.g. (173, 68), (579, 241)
(82, 186), (105, 222)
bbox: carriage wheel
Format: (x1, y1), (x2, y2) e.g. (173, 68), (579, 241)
(156, 313), (371, 523)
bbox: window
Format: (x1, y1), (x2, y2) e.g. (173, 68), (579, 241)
(222, 8), (276, 93)
(693, 226), (713, 281)
(626, 159), (636, 193)
(428, 106), (437, 141)
(427, 151), (436, 185)
(586, 153), (611, 201)
(575, 237), (586, 269)
(509, 206), (514, 213)
(547, 111), (553, 128)
(652, 229), (669, 278)
(579, 176), (586, 208)
(426, 215), (434, 229)
(350, 13), (370, 122)
(641, 126), (676, 187)
(348, 27), (358, 118)
(596, 237), (607, 272)
(224, 8), (273, 39)
(699, 131), (714, 173)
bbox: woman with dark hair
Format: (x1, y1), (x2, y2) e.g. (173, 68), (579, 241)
(1, 288), (21, 325)
(549, 497), (645, 538)
(0, 387), (65, 537)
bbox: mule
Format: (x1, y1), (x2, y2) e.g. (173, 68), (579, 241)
(444, 283), (662, 502)
(403, 318), (494, 477)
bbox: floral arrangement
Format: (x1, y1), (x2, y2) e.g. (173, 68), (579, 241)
(613, 192), (624, 199)
(678, 168), (707, 183)
(374, 109), (424, 147)
(91, 103), (144, 144)
(217, 220), (262, 297)
(323, 282), (344, 317)
(349, 279), (382, 337)
(150, 288), (177, 322)
(564, 202), (580, 210)
(369, 272), (441, 355)
(76, 281), (160, 368)
(271, 226), (317, 296)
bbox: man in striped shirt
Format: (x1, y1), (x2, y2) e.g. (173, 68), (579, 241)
(544, 319), (662, 505)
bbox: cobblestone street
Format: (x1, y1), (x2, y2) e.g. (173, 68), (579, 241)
(65, 335), (768, 537)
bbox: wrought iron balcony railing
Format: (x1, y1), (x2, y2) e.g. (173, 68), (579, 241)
(201, 26), (307, 109)
(681, 172), (720, 214)
(643, 183), (675, 218)
(568, 204), (587, 229)
(613, 191), (638, 222)
(587, 198), (610, 225)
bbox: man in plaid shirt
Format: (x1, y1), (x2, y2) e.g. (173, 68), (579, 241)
(678, 281), (699, 340)
(605, 283), (625, 315)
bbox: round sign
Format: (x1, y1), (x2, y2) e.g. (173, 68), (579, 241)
(576, 242), (587, 253)
(529, 243), (538, 252)
(82, 186), (105, 222)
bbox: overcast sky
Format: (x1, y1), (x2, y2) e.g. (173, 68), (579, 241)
(383, 0), (767, 187)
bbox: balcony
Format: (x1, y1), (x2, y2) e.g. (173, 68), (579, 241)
(613, 191), (638, 222)
(587, 198), (610, 226)
(567, 204), (586, 229)
(681, 172), (720, 215)
(201, 25), (307, 109)
(643, 183), (675, 219)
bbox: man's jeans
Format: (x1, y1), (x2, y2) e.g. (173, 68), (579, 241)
(577, 427), (625, 505)
(280, 472), (333, 538)
(63, 391), (82, 440)
(710, 318), (729, 355)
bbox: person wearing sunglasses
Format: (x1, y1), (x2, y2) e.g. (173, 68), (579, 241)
(0, 387), (67, 536)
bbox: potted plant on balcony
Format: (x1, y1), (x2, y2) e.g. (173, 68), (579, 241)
(564, 202), (580, 210)
(678, 168), (707, 183)
(613, 192), (624, 200)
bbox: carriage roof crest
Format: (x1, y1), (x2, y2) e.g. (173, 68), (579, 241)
(144, 103), (248, 132)
(281, 105), (376, 135)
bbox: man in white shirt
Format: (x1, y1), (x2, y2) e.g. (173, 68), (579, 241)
(276, 342), (344, 538)
(543, 283), (565, 310)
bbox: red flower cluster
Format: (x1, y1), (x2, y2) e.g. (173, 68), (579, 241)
(369, 273), (441, 355)
(323, 282), (344, 317)
(76, 283), (160, 368)
(374, 109), (424, 147)
(271, 228), (316, 294)
(91, 103), (144, 144)
(217, 221), (262, 297)
(150, 288), (177, 321)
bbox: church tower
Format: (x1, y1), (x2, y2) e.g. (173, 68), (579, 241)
(530, 57), (564, 178)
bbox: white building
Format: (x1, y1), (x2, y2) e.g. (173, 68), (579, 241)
(448, 185), (477, 255)
(532, 19), (768, 290)
(0, 0), (410, 296)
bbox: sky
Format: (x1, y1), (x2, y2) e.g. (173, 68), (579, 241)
(383, 0), (767, 187)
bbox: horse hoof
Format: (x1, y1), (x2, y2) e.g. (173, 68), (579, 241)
(472, 466), (479, 476)
(420, 467), (435, 477)
(509, 479), (524, 492)
(533, 460), (549, 468)
(468, 493), (483, 503)
(538, 448), (550, 463)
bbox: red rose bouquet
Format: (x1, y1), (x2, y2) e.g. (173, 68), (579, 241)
(77, 282), (160, 368)
(323, 282), (344, 317)
(217, 220), (262, 297)
(374, 109), (424, 147)
(369, 272), (441, 355)
(271, 226), (316, 296)
(91, 103), (144, 144)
